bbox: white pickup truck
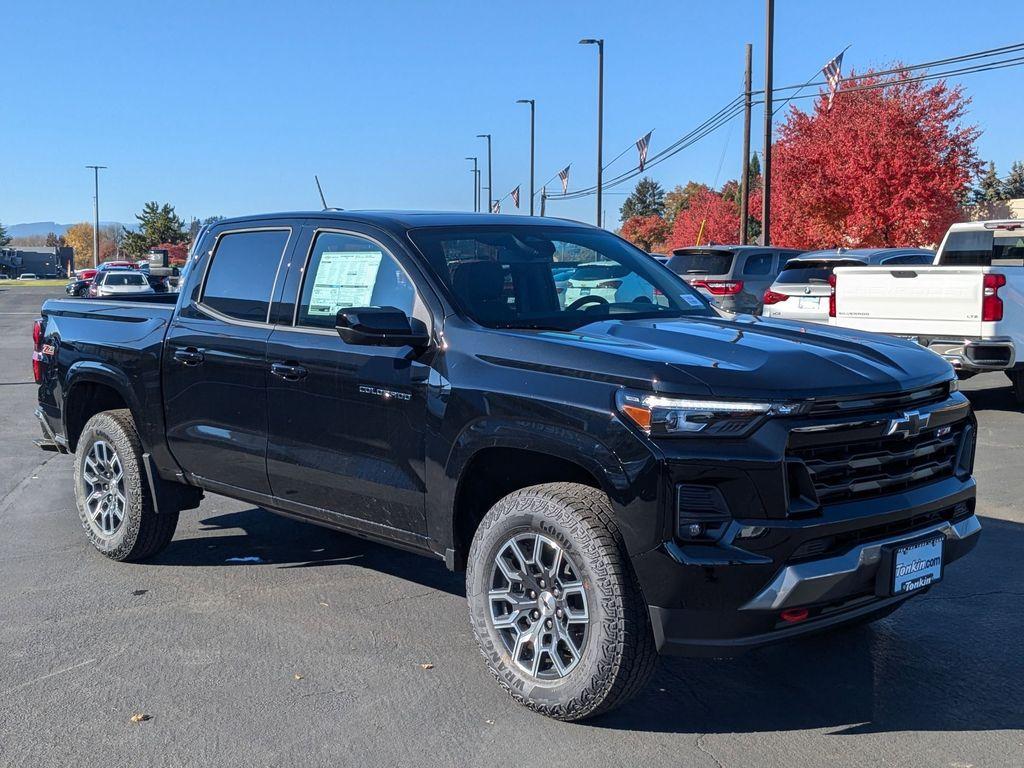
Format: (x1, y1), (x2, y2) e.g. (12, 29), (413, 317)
(830, 220), (1024, 403)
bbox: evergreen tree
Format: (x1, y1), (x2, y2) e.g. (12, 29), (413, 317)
(0, 221), (10, 247)
(1004, 161), (1024, 200)
(974, 162), (1003, 204)
(619, 177), (665, 222)
(122, 202), (189, 257)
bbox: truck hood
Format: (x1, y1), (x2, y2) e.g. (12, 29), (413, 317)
(487, 315), (953, 400)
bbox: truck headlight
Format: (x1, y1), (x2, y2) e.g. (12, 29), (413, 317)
(616, 390), (799, 436)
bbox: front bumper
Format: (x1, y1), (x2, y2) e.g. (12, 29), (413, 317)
(645, 512), (980, 657)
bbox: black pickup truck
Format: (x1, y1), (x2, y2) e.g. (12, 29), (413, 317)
(32, 212), (980, 721)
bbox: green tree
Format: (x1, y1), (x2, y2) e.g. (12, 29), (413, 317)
(44, 232), (66, 248)
(619, 177), (665, 222)
(1004, 161), (1024, 199)
(0, 221), (10, 247)
(122, 201), (188, 258)
(663, 181), (711, 224)
(973, 162), (1003, 204)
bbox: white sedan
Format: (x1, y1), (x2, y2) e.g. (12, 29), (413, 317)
(563, 261), (656, 307)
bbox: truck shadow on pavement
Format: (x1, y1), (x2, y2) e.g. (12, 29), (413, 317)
(961, 378), (1021, 414)
(155, 507), (1022, 735)
(153, 508), (467, 597)
(593, 515), (1023, 735)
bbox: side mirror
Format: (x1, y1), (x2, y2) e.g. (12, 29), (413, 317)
(335, 306), (430, 348)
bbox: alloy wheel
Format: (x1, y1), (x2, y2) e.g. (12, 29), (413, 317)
(488, 532), (590, 680)
(81, 438), (127, 537)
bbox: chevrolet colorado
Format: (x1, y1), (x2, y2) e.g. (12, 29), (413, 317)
(33, 212), (980, 721)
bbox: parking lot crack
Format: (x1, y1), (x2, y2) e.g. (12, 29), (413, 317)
(0, 452), (63, 515)
(695, 733), (726, 768)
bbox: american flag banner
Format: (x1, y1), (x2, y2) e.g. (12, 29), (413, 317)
(636, 131), (653, 171)
(491, 200), (501, 213)
(558, 165), (571, 194)
(822, 51), (844, 111)
(510, 185), (520, 208)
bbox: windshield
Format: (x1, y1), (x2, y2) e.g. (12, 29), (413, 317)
(941, 228), (1024, 266)
(665, 249), (736, 276)
(775, 259), (865, 284)
(104, 273), (146, 286)
(409, 225), (712, 331)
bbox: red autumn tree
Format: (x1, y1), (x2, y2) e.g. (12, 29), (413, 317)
(771, 70), (982, 249)
(155, 242), (189, 267)
(668, 188), (740, 248)
(620, 215), (671, 251)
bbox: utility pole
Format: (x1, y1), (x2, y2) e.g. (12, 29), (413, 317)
(761, 0), (774, 246)
(516, 99), (536, 215)
(85, 165), (107, 267)
(477, 134), (493, 212)
(579, 38), (604, 227)
(739, 44), (753, 245)
(465, 157), (479, 211)
(540, 186), (547, 217)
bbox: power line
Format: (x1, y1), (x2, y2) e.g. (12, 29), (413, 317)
(546, 42), (1024, 203)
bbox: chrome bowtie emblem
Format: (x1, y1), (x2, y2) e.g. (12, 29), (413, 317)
(886, 410), (930, 438)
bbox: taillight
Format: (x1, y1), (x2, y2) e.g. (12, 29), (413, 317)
(596, 280), (622, 289)
(982, 273), (1006, 322)
(32, 319), (44, 383)
(828, 274), (837, 318)
(762, 289), (789, 305)
(692, 280), (744, 296)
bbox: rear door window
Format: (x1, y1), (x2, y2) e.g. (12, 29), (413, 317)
(666, 250), (736, 276)
(201, 229), (291, 322)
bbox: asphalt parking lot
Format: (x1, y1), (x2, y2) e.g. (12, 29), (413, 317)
(1, 286), (1021, 768)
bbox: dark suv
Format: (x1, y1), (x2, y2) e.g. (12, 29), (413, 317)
(33, 212), (979, 721)
(666, 245), (805, 314)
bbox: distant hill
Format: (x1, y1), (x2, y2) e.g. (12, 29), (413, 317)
(7, 221), (125, 238)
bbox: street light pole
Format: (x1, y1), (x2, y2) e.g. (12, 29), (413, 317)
(85, 164), (106, 267)
(579, 38), (604, 227)
(477, 134), (492, 212)
(761, 0), (774, 245)
(465, 156), (479, 211)
(516, 99), (536, 216)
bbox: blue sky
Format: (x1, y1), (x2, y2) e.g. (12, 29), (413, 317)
(1, 0), (1021, 228)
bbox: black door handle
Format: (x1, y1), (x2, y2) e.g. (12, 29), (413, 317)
(173, 347), (205, 366)
(270, 362), (308, 381)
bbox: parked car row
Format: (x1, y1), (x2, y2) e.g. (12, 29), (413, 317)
(64, 260), (179, 298)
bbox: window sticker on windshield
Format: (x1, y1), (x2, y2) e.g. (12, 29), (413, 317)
(308, 251), (383, 315)
(680, 294), (703, 307)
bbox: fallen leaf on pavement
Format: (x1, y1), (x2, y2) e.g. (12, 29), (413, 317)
(293, 674), (304, 680)
(129, 713), (151, 723)
(419, 663), (434, 670)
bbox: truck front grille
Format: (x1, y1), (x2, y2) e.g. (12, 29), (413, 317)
(787, 420), (967, 505)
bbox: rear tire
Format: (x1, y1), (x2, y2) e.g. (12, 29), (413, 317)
(74, 409), (179, 561)
(466, 482), (656, 721)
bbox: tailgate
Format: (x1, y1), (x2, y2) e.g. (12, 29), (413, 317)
(834, 266), (983, 337)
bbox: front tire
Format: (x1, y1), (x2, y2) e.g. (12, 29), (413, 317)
(466, 482), (656, 721)
(74, 409), (179, 561)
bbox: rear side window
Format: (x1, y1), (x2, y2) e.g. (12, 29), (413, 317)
(742, 253), (773, 275)
(666, 249), (735, 276)
(571, 262), (631, 281)
(202, 230), (290, 321)
(882, 253), (934, 265)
